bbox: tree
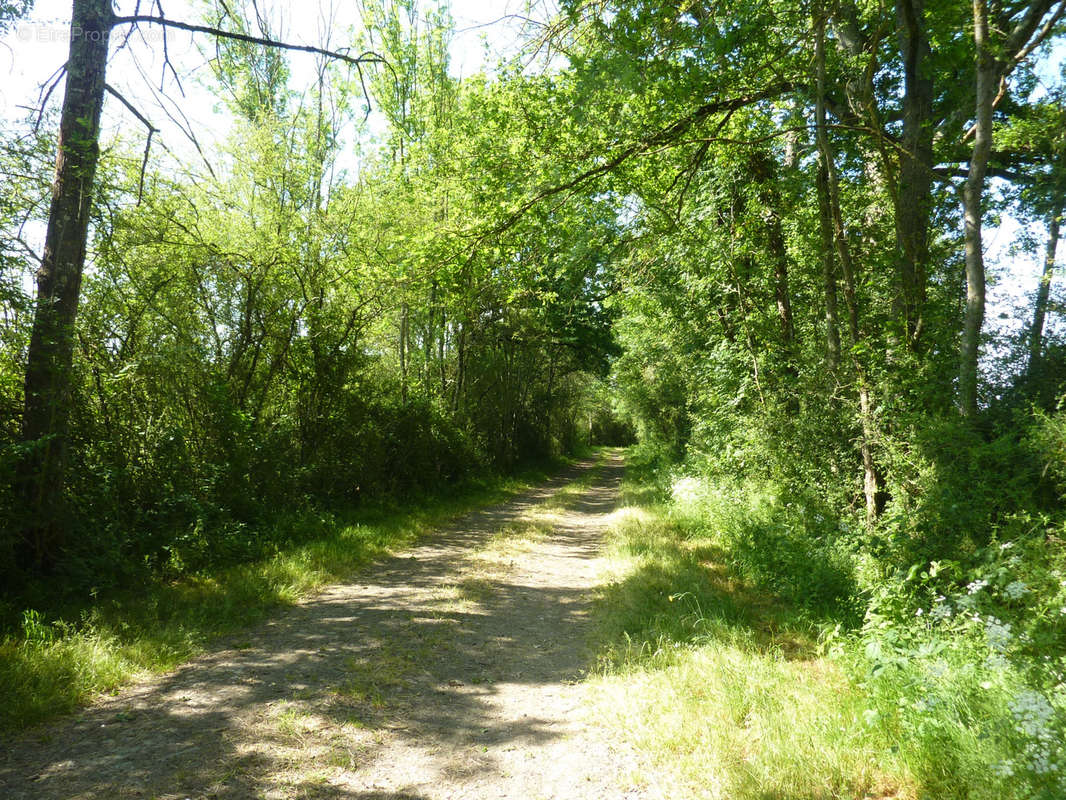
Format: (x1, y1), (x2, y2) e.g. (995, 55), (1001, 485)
(18, 0), (384, 569)
(958, 0), (1066, 418)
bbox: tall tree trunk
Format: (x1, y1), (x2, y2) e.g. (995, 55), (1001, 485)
(895, 0), (934, 347)
(424, 282), (435, 391)
(451, 324), (465, 413)
(399, 301), (409, 405)
(1028, 203), (1063, 373)
(815, 2), (885, 527)
(816, 161), (841, 370)
(959, 0), (996, 419)
(439, 310), (447, 397)
(19, 0), (114, 569)
(750, 151), (799, 391)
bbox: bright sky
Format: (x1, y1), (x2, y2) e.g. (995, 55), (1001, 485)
(0, 1), (1061, 365)
(1, 0), (534, 161)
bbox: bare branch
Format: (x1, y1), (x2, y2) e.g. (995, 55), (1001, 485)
(127, 49), (216, 179)
(104, 84), (159, 202)
(33, 62), (68, 133)
(112, 14), (387, 68)
(13, 235), (42, 264)
(104, 84), (157, 133)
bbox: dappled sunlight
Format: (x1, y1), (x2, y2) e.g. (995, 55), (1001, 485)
(1, 453), (633, 799)
(605, 505), (653, 528)
(586, 464), (920, 799)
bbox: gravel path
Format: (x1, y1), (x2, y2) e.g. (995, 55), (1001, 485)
(0, 451), (649, 799)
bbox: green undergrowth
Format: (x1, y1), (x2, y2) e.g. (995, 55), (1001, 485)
(0, 458), (573, 735)
(588, 452), (1066, 799)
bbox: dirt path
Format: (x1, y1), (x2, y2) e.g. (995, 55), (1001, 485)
(1, 451), (649, 800)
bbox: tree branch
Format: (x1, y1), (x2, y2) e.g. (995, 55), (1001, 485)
(483, 83), (793, 239)
(111, 15), (387, 68)
(104, 84), (158, 202)
(963, 0), (1066, 140)
(33, 62), (68, 133)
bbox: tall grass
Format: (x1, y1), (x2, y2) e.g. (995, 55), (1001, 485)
(588, 459), (1065, 799)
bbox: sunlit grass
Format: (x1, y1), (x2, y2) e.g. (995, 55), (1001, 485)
(592, 645), (909, 800)
(588, 460), (1060, 800)
(588, 470), (919, 800)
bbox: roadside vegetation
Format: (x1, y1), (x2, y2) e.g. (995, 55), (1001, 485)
(590, 446), (1066, 800)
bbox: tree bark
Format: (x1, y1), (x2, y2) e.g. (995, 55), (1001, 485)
(894, 0), (934, 347)
(399, 301), (409, 405)
(959, 0), (996, 419)
(1028, 203), (1063, 372)
(816, 161), (841, 370)
(750, 151), (798, 386)
(19, 0), (114, 569)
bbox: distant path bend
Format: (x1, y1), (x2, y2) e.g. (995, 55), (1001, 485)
(1, 450), (651, 800)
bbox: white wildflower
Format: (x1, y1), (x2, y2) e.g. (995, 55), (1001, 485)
(1023, 742), (1059, 776)
(967, 579), (989, 595)
(990, 760), (1014, 778)
(986, 653), (1009, 670)
(985, 617), (1012, 652)
(1004, 580), (1029, 600)
(1009, 690), (1055, 740)
(670, 477), (702, 506)
(931, 597), (953, 620)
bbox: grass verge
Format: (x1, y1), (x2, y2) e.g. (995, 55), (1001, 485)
(0, 459), (572, 736)
(587, 462), (916, 800)
(589, 454), (1066, 799)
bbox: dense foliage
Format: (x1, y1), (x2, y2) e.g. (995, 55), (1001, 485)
(0, 2), (624, 606)
(3, 0), (1066, 794)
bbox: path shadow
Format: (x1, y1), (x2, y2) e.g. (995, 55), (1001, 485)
(0, 454), (626, 799)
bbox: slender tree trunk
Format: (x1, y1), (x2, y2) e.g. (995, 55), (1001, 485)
(399, 301), (409, 404)
(750, 151), (799, 393)
(815, 3), (885, 527)
(959, 0), (996, 419)
(816, 161), (841, 369)
(424, 282), (435, 391)
(772, 247), (795, 360)
(439, 311), (447, 397)
(451, 324), (465, 412)
(1029, 203), (1063, 372)
(19, 0), (114, 569)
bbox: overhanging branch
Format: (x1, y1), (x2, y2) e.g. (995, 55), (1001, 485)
(104, 84), (159, 202)
(111, 15), (387, 68)
(484, 83), (793, 239)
